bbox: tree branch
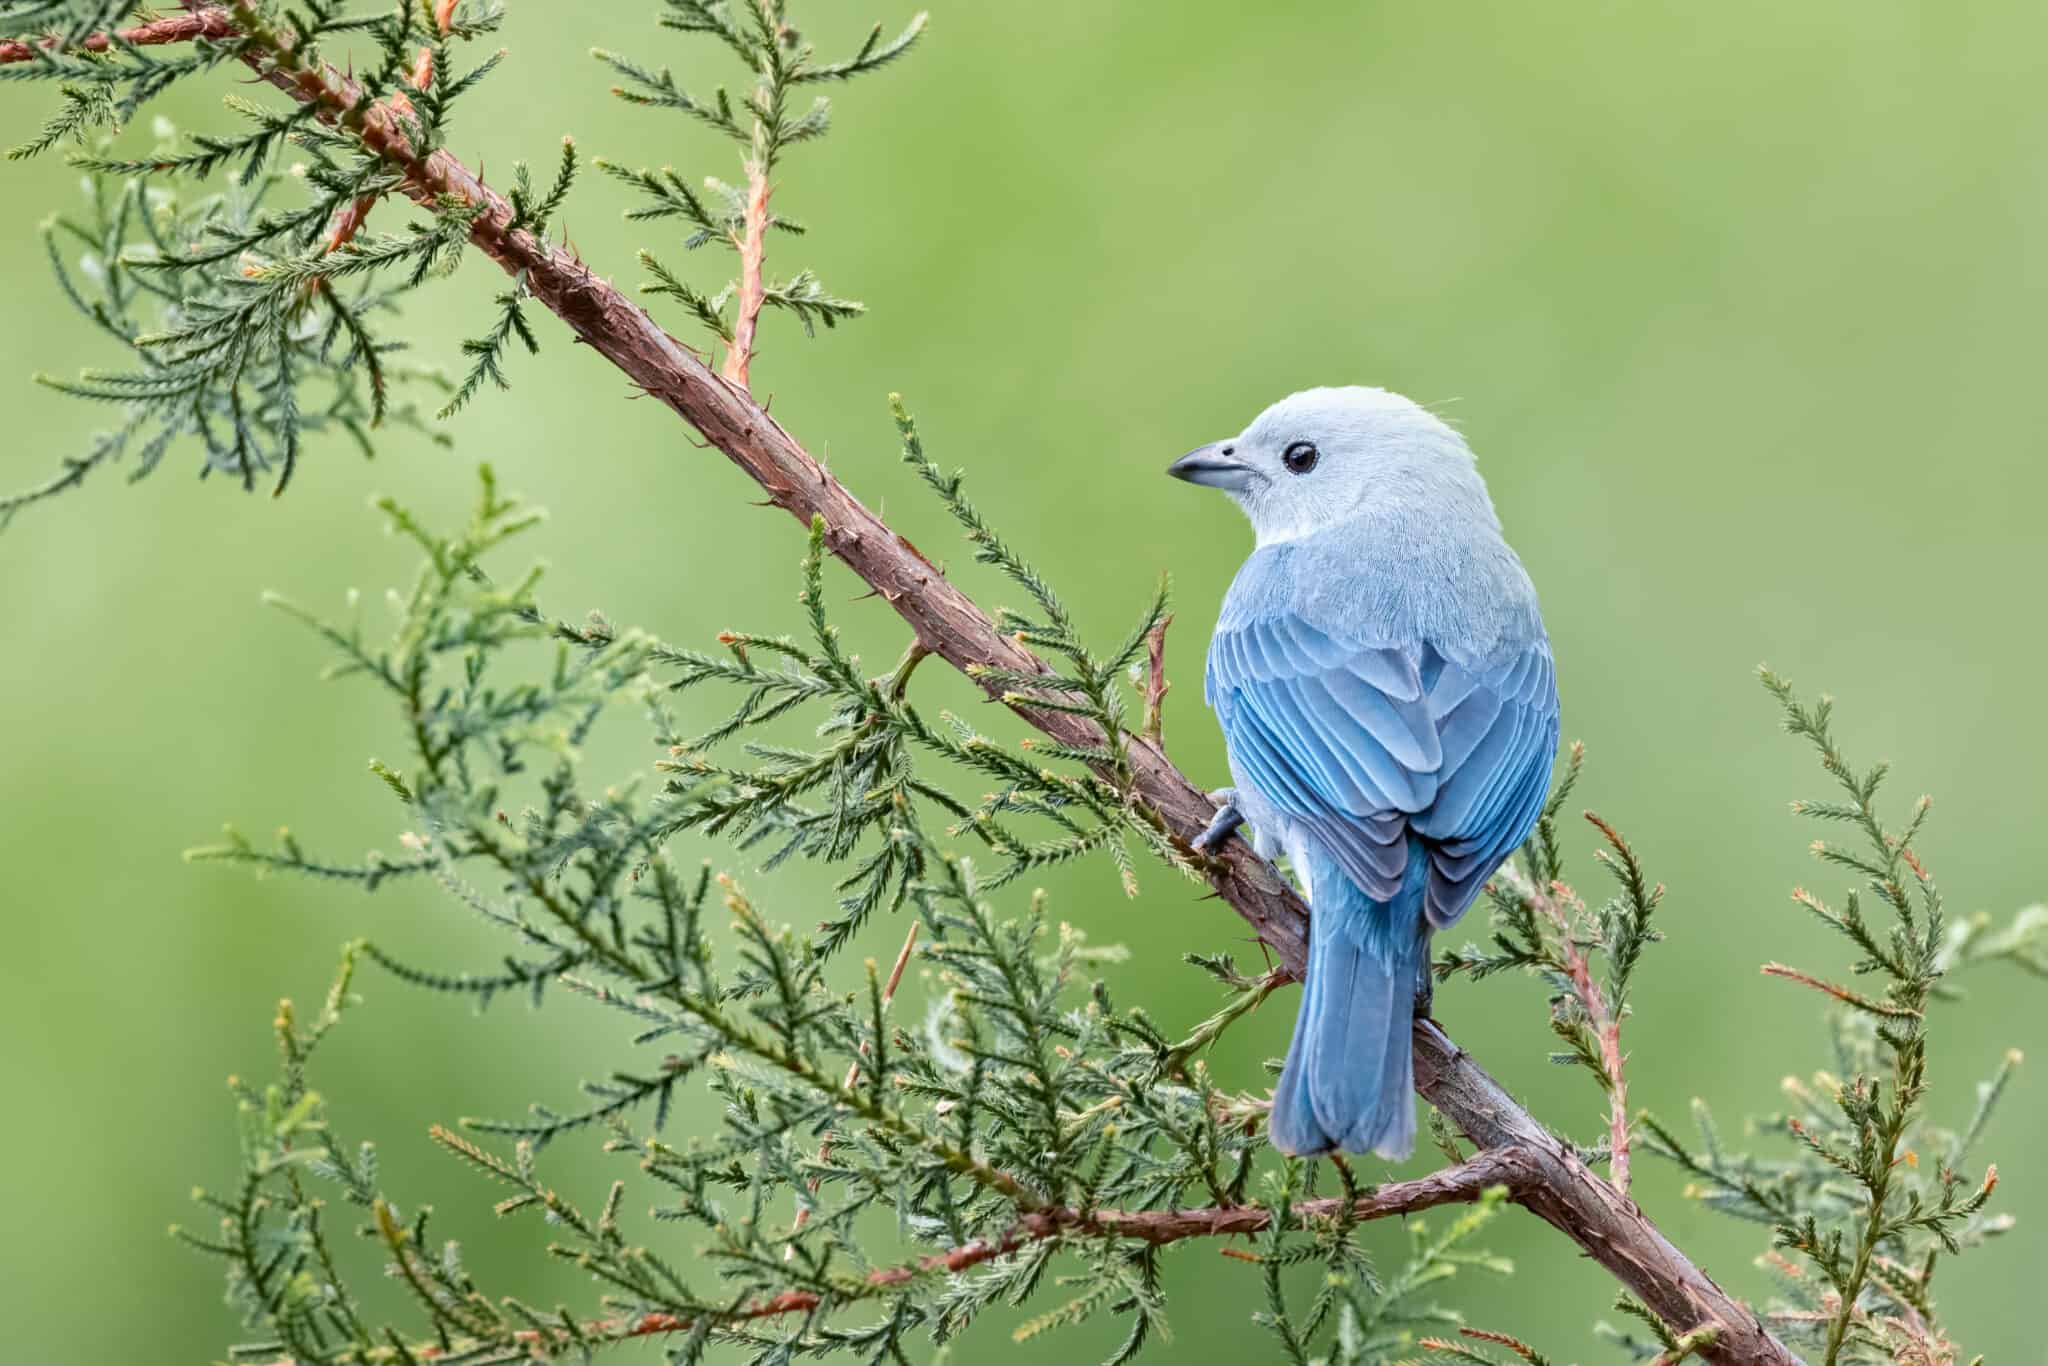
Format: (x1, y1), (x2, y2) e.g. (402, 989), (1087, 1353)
(0, 7), (232, 64)
(363, 1148), (1535, 1362)
(202, 17), (1801, 1364)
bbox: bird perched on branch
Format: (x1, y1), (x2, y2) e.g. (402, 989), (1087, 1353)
(1171, 387), (1559, 1158)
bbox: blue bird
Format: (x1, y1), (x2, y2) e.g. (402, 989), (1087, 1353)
(1170, 387), (1559, 1159)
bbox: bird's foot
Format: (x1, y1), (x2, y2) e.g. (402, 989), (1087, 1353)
(1193, 788), (1246, 853)
(1413, 975), (1436, 1020)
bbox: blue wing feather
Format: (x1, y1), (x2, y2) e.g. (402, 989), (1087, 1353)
(1207, 601), (1558, 930)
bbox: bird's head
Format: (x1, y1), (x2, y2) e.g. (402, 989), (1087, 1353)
(1167, 386), (1489, 546)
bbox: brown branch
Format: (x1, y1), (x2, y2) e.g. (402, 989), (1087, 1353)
(200, 15), (1800, 1364)
(318, 3), (448, 257)
(1142, 608), (1173, 742)
(375, 1149), (1534, 1363)
(0, 7), (233, 64)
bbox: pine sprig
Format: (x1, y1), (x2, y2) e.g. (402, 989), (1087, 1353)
(441, 270), (540, 418)
(2, 0), (575, 522)
(1636, 670), (2018, 1366)
(593, 1), (920, 362)
(507, 135), (578, 236)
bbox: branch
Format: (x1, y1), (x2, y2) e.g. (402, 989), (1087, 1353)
(330, 1149), (1534, 1363)
(206, 20), (1799, 1364)
(0, 7), (233, 64)
(1142, 609), (1173, 742)
(319, 9), (448, 258)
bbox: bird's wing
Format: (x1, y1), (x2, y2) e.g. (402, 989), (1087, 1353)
(1205, 610), (1441, 901)
(1208, 612), (1557, 926)
(1408, 641), (1559, 928)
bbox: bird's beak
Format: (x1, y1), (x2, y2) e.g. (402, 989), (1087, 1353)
(1167, 442), (1254, 492)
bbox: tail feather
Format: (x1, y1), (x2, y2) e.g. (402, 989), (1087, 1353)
(1269, 843), (1427, 1160)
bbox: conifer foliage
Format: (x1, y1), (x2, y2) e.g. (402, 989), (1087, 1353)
(182, 469), (1524, 1364)
(4, 5), (2046, 1365)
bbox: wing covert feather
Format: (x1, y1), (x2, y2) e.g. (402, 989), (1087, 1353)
(1208, 601), (1557, 929)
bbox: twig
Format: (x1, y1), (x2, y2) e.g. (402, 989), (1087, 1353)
(1162, 964), (1285, 1079)
(200, 20), (1798, 1363)
(789, 917), (919, 1241)
(1142, 610), (1173, 743)
(1535, 874), (1632, 1196)
(1761, 961), (1923, 1020)
(0, 8), (233, 64)
(1420, 1326), (1545, 1359)
(1649, 1323), (1723, 1365)
(722, 148), (771, 387)
(318, 1), (451, 256)
(880, 637), (931, 703)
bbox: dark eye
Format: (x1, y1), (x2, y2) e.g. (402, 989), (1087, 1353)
(1282, 440), (1319, 475)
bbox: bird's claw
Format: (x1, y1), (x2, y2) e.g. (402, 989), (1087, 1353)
(1193, 788), (1245, 854)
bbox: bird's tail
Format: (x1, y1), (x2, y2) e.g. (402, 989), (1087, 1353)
(1268, 841), (1429, 1159)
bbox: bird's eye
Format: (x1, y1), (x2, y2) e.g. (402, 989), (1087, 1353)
(1282, 441), (1319, 475)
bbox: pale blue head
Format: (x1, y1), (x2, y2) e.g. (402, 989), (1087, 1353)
(1168, 386), (1495, 547)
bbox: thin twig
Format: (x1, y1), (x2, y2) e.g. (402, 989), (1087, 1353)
(1761, 962), (1923, 1020)
(1420, 1326), (1546, 1359)
(789, 917), (919, 1242)
(722, 151), (771, 387)
(1142, 610), (1172, 743)
(319, 3), (450, 256)
(1506, 866), (1633, 1197)
(1648, 1323), (1724, 1365)
(0, 7), (233, 64)
(330, 1147), (1535, 1364)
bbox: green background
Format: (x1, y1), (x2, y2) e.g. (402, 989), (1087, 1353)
(3, 3), (2043, 1361)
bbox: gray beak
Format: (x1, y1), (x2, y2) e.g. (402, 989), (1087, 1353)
(1167, 441), (1255, 492)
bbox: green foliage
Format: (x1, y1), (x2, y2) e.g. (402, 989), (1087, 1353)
(1, 147), (448, 525)
(592, 0), (925, 357)
(179, 471), (1507, 1363)
(1256, 1180), (1514, 1366)
(646, 397), (1192, 970)
(1633, 671), (2033, 1366)
(7, 6), (2041, 1365)
(2, 0), (923, 525)
(0, 1), (234, 131)
(0, 1), (554, 522)
(1436, 743), (1667, 1124)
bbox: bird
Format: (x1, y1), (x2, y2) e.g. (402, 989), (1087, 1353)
(1169, 386), (1559, 1159)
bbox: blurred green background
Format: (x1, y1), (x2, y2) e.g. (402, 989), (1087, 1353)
(3, 3), (2044, 1361)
